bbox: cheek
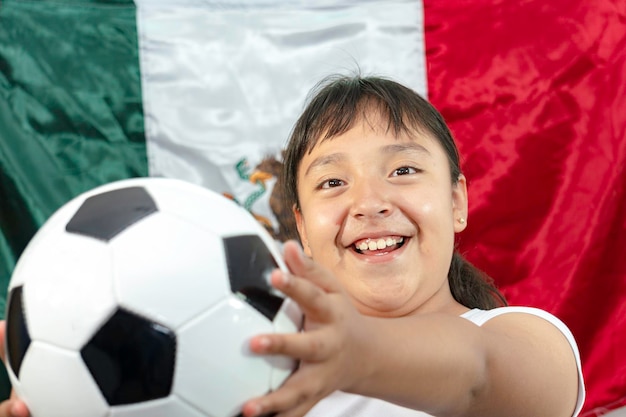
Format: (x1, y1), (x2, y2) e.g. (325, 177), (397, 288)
(408, 192), (455, 229)
(301, 194), (343, 223)
(300, 204), (342, 244)
(417, 201), (434, 216)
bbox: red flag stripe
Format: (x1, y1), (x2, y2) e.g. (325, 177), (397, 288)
(424, 1), (626, 415)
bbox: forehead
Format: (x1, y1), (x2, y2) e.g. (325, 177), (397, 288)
(299, 118), (447, 178)
(307, 112), (439, 155)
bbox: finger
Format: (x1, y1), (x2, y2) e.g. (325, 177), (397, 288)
(242, 370), (325, 417)
(0, 399), (29, 417)
(282, 241), (341, 294)
(249, 328), (334, 362)
(9, 400), (28, 417)
(243, 395), (316, 417)
(0, 321), (5, 363)
(270, 269), (333, 322)
(0, 400), (13, 417)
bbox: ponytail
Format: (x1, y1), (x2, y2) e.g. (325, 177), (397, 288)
(448, 252), (507, 310)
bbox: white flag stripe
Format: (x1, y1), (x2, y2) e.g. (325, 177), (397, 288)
(136, 0), (426, 233)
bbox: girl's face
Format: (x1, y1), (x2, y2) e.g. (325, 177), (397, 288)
(294, 114), (469, 317)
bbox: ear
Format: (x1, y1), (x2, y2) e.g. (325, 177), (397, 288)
(293, 204), (312, 256)
(452, 174), (468, 233)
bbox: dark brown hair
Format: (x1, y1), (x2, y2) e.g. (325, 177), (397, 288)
(281, 74), (506, 309)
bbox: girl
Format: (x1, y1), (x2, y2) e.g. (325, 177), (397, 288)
(242, 75), (585, 417)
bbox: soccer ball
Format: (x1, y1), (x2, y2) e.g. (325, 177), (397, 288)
(4, 177), (303, 417)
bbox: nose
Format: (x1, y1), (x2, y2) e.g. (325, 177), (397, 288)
(349, 179), (393, 219)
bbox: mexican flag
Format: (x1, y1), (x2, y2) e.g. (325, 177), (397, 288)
(1, 1), (624, 415)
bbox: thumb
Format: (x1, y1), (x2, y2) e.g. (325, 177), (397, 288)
(0, 321), (6, 364)
(0, 321), (30, 417)
(0, 398), (29, 417)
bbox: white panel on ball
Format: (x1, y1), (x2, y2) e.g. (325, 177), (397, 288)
(109, 395), (208, 417)
(20, 233), (117, 350)
(175, 296), (276, 417)
(7, 195), (84, 289)
(146, 179), (258, 237)
(112, 212), (231, 329)
(15, 342), (109, 417)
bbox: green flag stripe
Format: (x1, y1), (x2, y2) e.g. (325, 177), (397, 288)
(0, 0), (148, 296)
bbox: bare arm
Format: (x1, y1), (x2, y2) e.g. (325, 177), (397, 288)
(243, 241), (580, 417)
(349, 311), (579, 417)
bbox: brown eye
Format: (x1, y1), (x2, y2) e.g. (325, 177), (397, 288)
(321, 179), (344, 189)
(393, 166), (417, 176)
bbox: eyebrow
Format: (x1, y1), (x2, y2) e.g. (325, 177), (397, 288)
(303, 142), (431, 176)
(381, 142), (431, 156)
(304, 153), (347, 176)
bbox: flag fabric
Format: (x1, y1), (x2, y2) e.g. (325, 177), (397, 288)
(1, 0), (625, 415)
(425, 2), (626, 415)
(0, 0), (148, 297)
(136, 0), (427, 235)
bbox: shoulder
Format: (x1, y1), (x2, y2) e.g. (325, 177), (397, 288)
(463, 306), (572, 331)
(462, 306), (580, 357)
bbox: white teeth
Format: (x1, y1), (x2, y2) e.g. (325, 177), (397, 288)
(356, 237), (404, 252)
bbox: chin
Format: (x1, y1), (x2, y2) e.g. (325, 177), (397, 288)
(354, 296), (416, 318)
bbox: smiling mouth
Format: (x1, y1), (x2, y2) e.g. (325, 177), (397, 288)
(353, 236), (406, 254)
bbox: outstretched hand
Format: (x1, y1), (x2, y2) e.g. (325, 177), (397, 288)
(242, 240), (373, 417)
(0, 322), (29, 417)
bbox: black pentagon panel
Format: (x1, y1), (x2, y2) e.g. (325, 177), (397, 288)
(66, 186), (157, 242)
(5, 286), (31, 378)
(80, 308), (176, 405)
(223, 235), (284, 321)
